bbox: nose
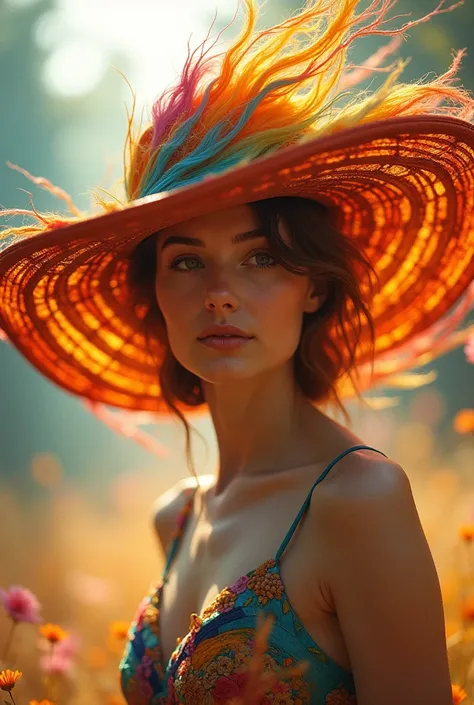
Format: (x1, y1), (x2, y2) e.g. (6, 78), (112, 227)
(204, 277), (239, 313)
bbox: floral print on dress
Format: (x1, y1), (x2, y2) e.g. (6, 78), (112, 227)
(121, 488), (359, 705)
(325, 688), (358, 705)
(169, 627), (311, 705)
(201, 559), (283, 621)
(246, 559), (284, 605)
(120, 582), (168, 705)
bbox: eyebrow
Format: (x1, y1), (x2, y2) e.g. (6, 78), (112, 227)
(160, 228), (266, 252)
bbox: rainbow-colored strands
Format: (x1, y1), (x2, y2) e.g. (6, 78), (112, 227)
(125, 0), (474, 202)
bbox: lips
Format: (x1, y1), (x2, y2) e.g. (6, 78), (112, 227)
(197, 325), (253, 340)
(201, 334), (248, 338)
(198, 334), (254, 350)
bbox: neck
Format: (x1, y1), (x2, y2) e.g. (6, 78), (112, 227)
(201, 362), (327, 496)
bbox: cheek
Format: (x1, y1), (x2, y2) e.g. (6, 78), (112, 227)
(153, 280), (201, 366)
(253, 280), (307, 348)
(155, 277), (196, 328)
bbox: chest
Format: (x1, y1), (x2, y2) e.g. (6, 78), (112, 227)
(158, 490), (352, 673)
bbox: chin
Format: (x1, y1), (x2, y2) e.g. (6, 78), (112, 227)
(192, 358), (262, 384)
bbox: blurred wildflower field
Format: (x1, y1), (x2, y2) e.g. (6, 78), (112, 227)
(1, 336), (473, 705)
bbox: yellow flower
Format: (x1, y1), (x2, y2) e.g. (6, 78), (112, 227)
(29, 700), (55, 705)
(39, 623), (68, 644)
(458, 524), (474, 543)
(452, 684), (467, 704)
(109, 620), (130, 640)
(0, 670), (22, 692)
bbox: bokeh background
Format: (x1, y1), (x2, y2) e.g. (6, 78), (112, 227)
(0, 0), (473, 702)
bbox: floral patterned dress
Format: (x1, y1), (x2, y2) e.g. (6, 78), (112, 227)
(120, 444), (385, 704)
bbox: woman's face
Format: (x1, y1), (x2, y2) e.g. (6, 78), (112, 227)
(154, 203), (321, 384)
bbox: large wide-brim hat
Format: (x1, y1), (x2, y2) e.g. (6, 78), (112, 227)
(1, 0), (474, 413)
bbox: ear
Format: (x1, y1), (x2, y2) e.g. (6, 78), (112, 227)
(303, 278), (327, 314)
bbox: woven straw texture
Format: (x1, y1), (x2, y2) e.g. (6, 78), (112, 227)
(0, 116), (473, 412)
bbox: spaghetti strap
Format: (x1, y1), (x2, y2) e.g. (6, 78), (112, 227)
(161, 485), (198, 584)
(275, 444), (387, 562)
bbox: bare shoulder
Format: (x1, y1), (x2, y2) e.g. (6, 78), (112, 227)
(308, 446), (417, 601)
(312, 446), (409, 504)
(307, 449), (452, 703)
(151, 474), (215, 555)
(308, 447), (413, 581)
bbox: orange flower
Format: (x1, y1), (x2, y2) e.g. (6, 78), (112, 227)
(109, 621), (130, 640)
(39, 623), (68, 644)
(452, 684), (467, 704)
(0, 670), (22, 692)
(30, 700), (55, 705)
(453, 409), (474, 435)
(460, 597), (474, 623)
(458, 524), (474, 543)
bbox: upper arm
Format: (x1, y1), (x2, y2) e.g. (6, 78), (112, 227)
(313, 454), (452, 705)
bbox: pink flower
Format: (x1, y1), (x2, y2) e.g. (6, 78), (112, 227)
(229, 575), (249, 595)
(65, 571), (113, 606)
(465, 334), (474, 365)
(39, 651), (73, 676)
(55, 633), (80, 659)
(213, 672), (249, 702)
(0, 586), (41, 623)
(39, 632), (80, 660)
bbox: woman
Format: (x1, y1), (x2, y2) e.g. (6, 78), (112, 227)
(0, 0), (473, 703)
(126, 196), (455, 705)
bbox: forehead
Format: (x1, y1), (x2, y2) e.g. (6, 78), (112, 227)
(159, 203), (261, 239)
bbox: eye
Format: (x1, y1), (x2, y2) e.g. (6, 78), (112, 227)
(168, 256), (204, 271)
(246, 250), (277, 268)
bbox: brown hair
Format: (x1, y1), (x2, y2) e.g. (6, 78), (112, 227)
(127, 196), (377, 481)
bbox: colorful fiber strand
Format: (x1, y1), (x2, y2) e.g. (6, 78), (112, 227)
(2, 0), (473, 244)
(125, 0), (474, 201)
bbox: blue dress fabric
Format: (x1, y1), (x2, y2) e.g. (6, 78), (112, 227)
(120, 444), (386, 704)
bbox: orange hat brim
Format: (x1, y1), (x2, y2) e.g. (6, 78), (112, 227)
(0, 115), (473, 412)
